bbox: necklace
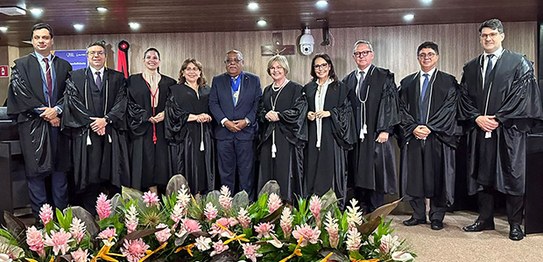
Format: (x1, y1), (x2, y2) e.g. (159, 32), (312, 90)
(272, 78), (288, 92)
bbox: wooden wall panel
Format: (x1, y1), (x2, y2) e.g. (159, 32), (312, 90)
(49, 21), (537, 88)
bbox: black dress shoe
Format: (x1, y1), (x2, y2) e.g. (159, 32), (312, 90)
(462, 220), (495, 232)
(509, 224), (524, 241)
(431, 220), (444, 230)
(403, 217), (427, 226)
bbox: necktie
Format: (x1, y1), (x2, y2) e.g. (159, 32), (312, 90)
(95, 71), (102, 90)
(484, 54), (494, 84)
(357, 71), (365, 99)
(420, 73), (430, 123)
(43, 58), (53, 100)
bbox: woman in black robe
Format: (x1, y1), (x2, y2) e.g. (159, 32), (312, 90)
(126, 48), (176, 192)
(304, 53), (356, 206)
(165, 58), (215, 194)
(257, 55), (306, 201)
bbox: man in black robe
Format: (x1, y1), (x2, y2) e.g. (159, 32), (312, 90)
(7, 23), (71, 219)
(399, 42), (459, 230)
(342, 40), (400, 212)
(62, 41), (129, 213)
(459, 19), (543, 241)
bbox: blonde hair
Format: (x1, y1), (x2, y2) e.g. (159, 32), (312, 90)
(266, 55), (290, 76)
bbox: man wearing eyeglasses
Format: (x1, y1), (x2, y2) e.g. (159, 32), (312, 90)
(342, 40), (400, 213)
(63, 40), (129, 213)
(7, 23), (72, 221)
(398, 41), (459, 231)
(209, 50), (262, 199)
(459, 19), (543, 240)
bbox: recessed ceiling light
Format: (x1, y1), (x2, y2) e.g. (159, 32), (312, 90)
(96, 7), (108, 13)
(29, 8), (43, 17)
(129, 22), (141, 30)
(0, 26), (8, 33)
(420, 0), (433, 6)
(247, 2), (259, 11)
(73, 24), (84, 31)
(257, 19), (267, 27)
(315, 0), (329, 9)
(403, 13), (415, 22)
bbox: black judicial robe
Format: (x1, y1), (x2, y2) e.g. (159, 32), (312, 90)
(7, 54), (72, 177)
(126, 74), (176, 190)
(458, 50), (543, 196)
(303, 80), (356, 205)
(165, 84), (216, 194)
(342, 66), (399, 194)
(62, 68), (130, 192)
(257, 81), (307, 201)
(399, 70), (459, 206)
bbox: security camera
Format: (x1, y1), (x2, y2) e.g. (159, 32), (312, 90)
(299, 28), (314, 56)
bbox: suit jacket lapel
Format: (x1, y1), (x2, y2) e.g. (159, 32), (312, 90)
(28, 56), (47, 104)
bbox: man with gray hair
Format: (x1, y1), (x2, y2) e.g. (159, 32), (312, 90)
(459, 18), (543, 240)
(342, 40), (400, 213)
(209, 50), (262, 199)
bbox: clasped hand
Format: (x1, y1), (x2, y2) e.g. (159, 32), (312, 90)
(413, 125), (431, 140)
(307, 110), (330, 121)
(90, 117), (107, 136)
(39, 107), (59, 126)
(265, 111), (280, 122)
(475, 115), (499, 132)
(225, 119), (248, 133)
(149, 111), (165, 124)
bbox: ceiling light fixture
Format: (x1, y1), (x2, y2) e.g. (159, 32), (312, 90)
(420, 0), (433, 6)
(29, 8), (43, 17)
(257, 19), (267, 27)
(73, 24), (84, 31)
(248, 2), (259, 11)
(403, 13), (415, 22)
(0, 26), (8, 33)
(129, 22), (141, 30)
(96, 7), (108, 13)
(315, 0), (329, 9)
(0, 6), (26, 16)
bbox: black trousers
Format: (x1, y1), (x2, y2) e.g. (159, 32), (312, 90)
(408, 196), (447, 222)
(216, 139), (255, 200)
(477, 187), (524, 225)
(354, 188), (384, 213)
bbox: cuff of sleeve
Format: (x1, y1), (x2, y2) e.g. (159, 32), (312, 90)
(245, 118), (251, 126)
(221, 118), (228, 127)
(54, 106), (62, 115)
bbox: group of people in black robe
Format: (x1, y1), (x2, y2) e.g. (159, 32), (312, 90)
(7, 19), (542, 241)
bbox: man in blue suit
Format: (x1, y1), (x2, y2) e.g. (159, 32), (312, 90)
(209, 50), (262, 199)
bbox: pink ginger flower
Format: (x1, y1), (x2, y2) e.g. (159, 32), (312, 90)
(39, 204), (53, 225)
(204, 203), (218, 221)
(209, 218), (236, 238)
(254, 222), (275, 239)
(237, 207), (251, 229)
(176, 185), (191, 209)
(143, 191), (160, 207)
(210, 240), (229, 257)
(267, 193), (282, 214)
(70, 217), (86, 244)
(280, 207), (293, 239)
(121, 238), (149, 262)
(309, 195), (322, 223)
(242, 243), (262, 262)
(292, 223), (321, 247)
(26, 226), (45, 257)
(219, 186), (233, 210)
(170, 203), (185, 223)
(97, 227), (117, 240)
(44, 228), (72, 256)
(155, 223), (171, 243)
(96, 193), (112, 220)
(195, 236), (212, 251)
(70, 248), (89, 262)
(125, 204), (139, 234)
(346, 227), (362, 251)
(324, 211), (339, 249)
(180, 218), (202, 234)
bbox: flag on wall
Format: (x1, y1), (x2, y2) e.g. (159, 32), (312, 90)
(117, 40), (130, 78)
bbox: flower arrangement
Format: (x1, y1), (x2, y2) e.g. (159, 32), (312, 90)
(0, 176), (415, 262)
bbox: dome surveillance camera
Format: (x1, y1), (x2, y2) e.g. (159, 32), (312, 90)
(299, 28), (314, 56)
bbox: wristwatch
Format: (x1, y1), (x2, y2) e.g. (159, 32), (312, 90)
(104, 115), (112, 124)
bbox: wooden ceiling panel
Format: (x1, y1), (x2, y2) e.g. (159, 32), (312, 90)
(0, 0), (538, 46)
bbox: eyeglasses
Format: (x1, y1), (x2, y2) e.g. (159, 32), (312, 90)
(353, 50), (372, 57)
(224, 59), (242, 64)
(313, 63), (329, 70)
(480, 32), (500, 39)
(418, 52), (436, 59)
(269, 66), (283, 71)
(88, 51), (105, 56)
